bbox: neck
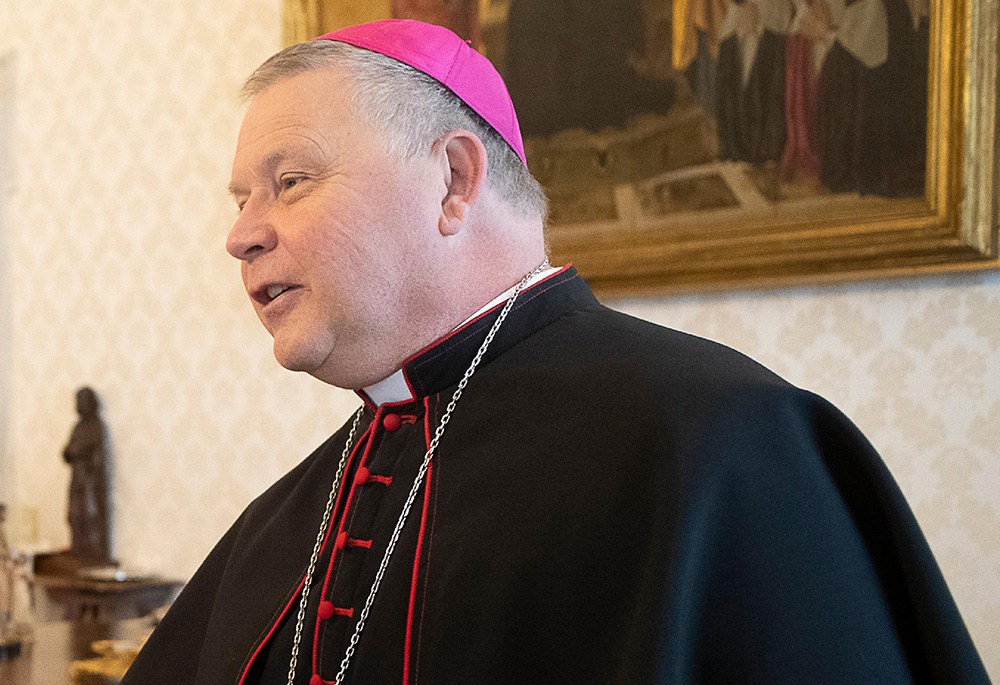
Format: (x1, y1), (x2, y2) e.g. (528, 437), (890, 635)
(309, 209), (546, 389)
(412, 211), (546, 353)
(362, 258), (556, 405)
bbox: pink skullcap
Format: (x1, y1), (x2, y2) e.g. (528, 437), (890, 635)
(315, 19), (526, 166)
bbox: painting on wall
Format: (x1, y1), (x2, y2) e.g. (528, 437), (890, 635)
(283, 0), (999, 294)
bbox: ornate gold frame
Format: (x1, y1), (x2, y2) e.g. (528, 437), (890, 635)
(283, 0), (999, 295)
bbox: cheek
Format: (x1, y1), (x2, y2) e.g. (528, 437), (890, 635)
(303, 171), (436, 292)
(364, 183), (437, 254)
(307, 192), (404, 268)
(307, 221), (368, 279)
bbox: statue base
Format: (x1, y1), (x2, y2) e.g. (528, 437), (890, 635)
(34, 550), (117, 576)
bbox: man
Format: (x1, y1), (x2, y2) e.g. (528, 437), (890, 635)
(124, 19), (989, 685)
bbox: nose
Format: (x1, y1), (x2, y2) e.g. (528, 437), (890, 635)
(227, 199), (277, 261)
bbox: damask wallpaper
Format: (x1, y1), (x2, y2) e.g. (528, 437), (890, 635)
(0, 0), (995, 677)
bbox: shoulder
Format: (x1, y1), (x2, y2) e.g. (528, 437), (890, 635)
(502, 302), (880, 476)
(515, 301), (792, 405)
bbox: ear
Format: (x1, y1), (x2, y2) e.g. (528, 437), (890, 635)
(435, 129), (488, 237)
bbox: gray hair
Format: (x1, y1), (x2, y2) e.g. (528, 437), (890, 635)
(243, 40), (547, 221)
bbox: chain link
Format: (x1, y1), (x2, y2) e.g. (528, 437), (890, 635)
(286, 259), (548, 685)
(333, 259), (548, 684)
(286, 408), (364, 685)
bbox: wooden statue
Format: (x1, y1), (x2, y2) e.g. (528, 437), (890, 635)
(62, 387), (110, 564)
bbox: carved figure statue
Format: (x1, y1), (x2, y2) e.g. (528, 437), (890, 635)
(62, 387), (110, 563)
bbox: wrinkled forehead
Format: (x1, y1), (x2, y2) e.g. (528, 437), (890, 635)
(238, 67), (358, 141)
(231, 68), (373, 183)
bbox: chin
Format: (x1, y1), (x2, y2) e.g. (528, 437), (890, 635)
(272, 336), (333, 376)
(271, 330), (396, 389)
(275, 354), (320, 374)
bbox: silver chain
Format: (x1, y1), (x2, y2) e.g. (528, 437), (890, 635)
(286, 409), (364, 685)
(286, 259), (549, 685)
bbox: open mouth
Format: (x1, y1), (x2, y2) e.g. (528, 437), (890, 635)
(252, 283), (300, 306)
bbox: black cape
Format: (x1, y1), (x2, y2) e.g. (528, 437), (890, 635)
(123, 267), (989, 684)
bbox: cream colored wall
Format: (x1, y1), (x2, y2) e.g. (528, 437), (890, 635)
(0, 0), (363, 569)
(0, 0), (996, 677)
(0, 52), (14, 508)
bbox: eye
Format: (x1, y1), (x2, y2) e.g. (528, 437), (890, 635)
(280, 175), (305, 191)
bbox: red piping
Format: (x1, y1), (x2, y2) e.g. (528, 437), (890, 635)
(312, 412), (379, 674)
(236, 573), (307, 685)
(403, 397), (436, 683)
(403, 265), (570, 365)
(353, 390), (418, 411)
(399, 266), (571, 394)
(236, 418), (374, 685)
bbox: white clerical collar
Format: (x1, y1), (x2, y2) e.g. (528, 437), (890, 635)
(363, 266), (561, 407)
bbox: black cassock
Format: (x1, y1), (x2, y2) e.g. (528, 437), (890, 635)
(124, 267), (988, 684)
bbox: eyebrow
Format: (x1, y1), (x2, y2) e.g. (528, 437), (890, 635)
(228, 148), (327, 198)
(228, 151), (280, 198)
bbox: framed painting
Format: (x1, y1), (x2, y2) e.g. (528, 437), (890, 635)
(283, 0), (999, 295)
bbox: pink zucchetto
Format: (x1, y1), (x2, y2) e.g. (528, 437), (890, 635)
(315, 19), (526, 166)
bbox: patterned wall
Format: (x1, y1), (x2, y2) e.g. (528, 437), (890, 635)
(1, 51), (14, 509)
(0, 0), (995, 677)
(0, 0), (362, 572)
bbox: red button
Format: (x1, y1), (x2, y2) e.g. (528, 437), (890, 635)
(336, 531), (348, 549)
(354, 467), (370, 485)
(310, 676), (322, 685)
(318, 600), (335, 620)
(383, 413), (402, 431)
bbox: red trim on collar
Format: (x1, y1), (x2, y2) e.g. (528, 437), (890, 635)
(356, 389), (377, 411)
(355, 390), (418, 412)
(405, 266), (570, 366)
(354, 265), (570, 407)
(399, 265), (571, 397)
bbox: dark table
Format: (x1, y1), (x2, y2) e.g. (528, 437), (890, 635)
(34, 574), (183, 622)
(0, 618), (151, 685)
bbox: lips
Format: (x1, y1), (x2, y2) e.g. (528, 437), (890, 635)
(250, 282), (302, 306)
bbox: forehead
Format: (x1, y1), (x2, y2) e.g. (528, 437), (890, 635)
(242, 67), (355, 132)
(232, 67), (368, 180)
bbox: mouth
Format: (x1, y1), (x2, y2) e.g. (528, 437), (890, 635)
(251, 282), (301, 306)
